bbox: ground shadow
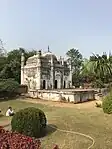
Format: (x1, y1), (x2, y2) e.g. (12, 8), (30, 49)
(2, 123), (57, 138)
(74, 99), (95, 104)
(0, 96), (19, 103)
(0, 114), (4, 118)
(46, 124), (57, 135)
(3, 123), (10, 127)
(40, 124), (57, 138)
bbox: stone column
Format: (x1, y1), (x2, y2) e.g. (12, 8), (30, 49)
(69, 60), (72, 88)
(51, 55), (55, 89)
(21, 53), (25, 85)
(46, 80), (48, 89)
(36, 51), (41, 89)
(59, 72), (62, 89)
(61, 58), (64, 89)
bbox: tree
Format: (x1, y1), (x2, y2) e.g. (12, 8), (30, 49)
(66, 48), (83, 71)
(0, 48), (37, 83)
(0, 56), (7, 72)
(0, 49), (22, 83)
(90, 53), (112, 83)
(25, 50), (37, 62)
(81, 52), (112, 88)
(0, 78), (19, 98)
(66, 48), (83, 86)
(80, 59), (95, 83)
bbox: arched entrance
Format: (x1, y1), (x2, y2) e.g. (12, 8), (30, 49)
(54, 80), (57, 89)
(64, 81), (66, 88)
(43, 80), (46, 89)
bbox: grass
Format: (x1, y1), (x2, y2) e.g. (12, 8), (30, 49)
(0, 99), (112, 149)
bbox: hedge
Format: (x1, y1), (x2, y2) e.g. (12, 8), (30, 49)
(102, 90), (112, 114)
(0, 78), (19, 98)
(11, 107), (47, 138)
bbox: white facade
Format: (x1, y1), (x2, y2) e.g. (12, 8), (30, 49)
(21, 50), (72, 90)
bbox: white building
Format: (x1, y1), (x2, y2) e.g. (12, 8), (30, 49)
(21, 48), (72, 90)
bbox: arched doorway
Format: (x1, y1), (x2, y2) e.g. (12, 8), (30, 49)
(43, 80), (46, 89)
(54, 80), (57, 89)
(64, 81), (66, 88)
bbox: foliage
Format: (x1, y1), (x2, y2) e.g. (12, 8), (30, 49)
(0, 79), (19, 92)
(0, 46), (111, 88)
(66, 48), (83, 72)
(66, 48), (83, 86)
(24, 49), (37, 63)
(81, 53), (112, 87)
(0, 56), (7, 72)
(0, 49), (22, 82)
(91, 79), (105, 88)
(90, 54), (112, 80)
(102, 91), (112, 114)
(81, 59), (94, 78)
(0, 48), (37, 83)
(0, 79), (19, 98)
(0, 126), (41, 149)
(11, 107), (47, 138)
(66, 48), (83, 69)
(0, 126), (59, 149)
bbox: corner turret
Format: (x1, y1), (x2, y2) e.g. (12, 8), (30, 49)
(21, 52), (25, 67)
(21, 52), (25, 84)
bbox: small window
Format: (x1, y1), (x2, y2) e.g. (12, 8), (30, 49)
(64, 81), (66, 88)
(54, 80), (57, 89)
(43, 80), (46, 89)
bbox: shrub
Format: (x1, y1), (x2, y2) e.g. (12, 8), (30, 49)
(0, 127), (59, 149)
(11, 107), (47, 138)
(102, 91), (112, 114)
(95, 102), (102, 108)
(0, 126), (41, 149)
(91, 79), (105, 88)
(0, 78), (19, 98)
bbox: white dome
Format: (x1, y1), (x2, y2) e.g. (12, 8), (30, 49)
(42, 52), (57, 60)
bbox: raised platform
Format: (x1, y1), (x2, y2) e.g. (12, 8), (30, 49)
(28, 88), (95, 103)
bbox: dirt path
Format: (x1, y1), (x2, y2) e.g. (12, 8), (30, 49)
(0, 120), (10, 127)
(19, 98), (97, 109)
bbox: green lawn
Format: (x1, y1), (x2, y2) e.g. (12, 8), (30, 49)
(0, 99), (112, 149)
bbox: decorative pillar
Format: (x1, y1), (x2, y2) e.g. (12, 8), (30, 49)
(46, 81), (48, 89)
(21, 53), (25, 85)
(69, 60), (72, 88)
(51, 55), (55, 89)
(62, 58), (64, 65)
(61, 57), (64, 89)
(36, 50), (41, 89)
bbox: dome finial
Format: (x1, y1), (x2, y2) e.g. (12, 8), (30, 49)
(48, 45), (50, 52)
